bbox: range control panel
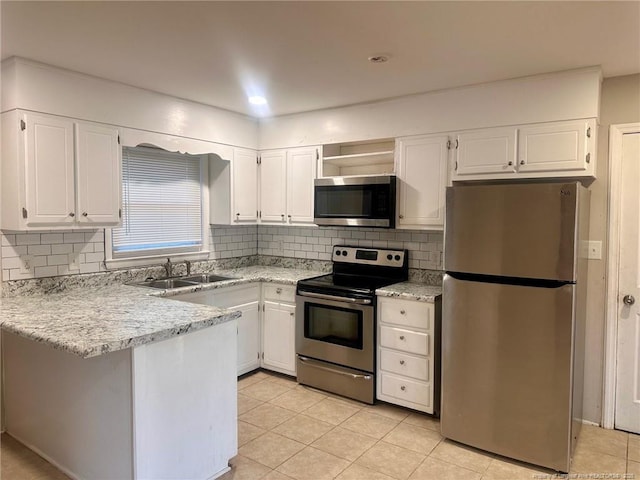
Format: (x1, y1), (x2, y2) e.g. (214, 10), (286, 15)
(332, 246), (406, 268)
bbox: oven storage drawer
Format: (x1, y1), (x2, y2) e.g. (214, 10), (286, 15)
(296, 355), (374, 404)
(379, 372), (432, 410)
(379, 347), (429, 381)
(263, 283), (296, 303)
(378, 297), (433, 330)
(380, 325), (429, 356)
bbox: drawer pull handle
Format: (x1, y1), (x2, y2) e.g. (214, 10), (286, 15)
(276, 288), (282, 294)
(399, 335), (405, 340)
(400, 385), (406, 391)
(400, 309), (406, 315)
(399, 360), (405, 365)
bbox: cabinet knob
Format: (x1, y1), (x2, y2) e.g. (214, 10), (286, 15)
(276, 288), (282, 294)
(281, 214), (285, 219)
(400, 309), (406, 315)
(400, 385), (406, 391)
(290, 312), (294, 316)
(399, 214), (404, 219)
(520, 160), (525, 165)
(82, 212), (88, 217)
(69, 212), (75, 217)
(399, 335), (405, 340)
(399, 360), (405, 365)
(507, 161), (513, 166)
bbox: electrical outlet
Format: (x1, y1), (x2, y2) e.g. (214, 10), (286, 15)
(68, 253), (79, 270)
(586, 240), (602, 260)
(20, 255), (34, 274)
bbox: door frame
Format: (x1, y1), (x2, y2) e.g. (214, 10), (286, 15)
(603, 122), (640, 429)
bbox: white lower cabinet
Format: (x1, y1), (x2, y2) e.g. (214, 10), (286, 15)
(174, 283), (261, 376)
(377, 296), (440, 414)
(261, 283), (297, 376)
(176, 281), (297, 377)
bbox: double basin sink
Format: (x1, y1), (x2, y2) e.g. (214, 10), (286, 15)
(134, 274), (236, 290)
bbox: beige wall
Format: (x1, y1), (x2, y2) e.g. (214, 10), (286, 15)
(583, 73), (640, 424)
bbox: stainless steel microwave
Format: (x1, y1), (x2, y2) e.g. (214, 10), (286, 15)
(314, 175), (396, 228)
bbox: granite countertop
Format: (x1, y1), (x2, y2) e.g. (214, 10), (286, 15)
(376, 281), (442, 303)
(0, 266), (322, 359)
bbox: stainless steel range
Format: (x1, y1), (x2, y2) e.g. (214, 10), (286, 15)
(296, 246), (408, 404)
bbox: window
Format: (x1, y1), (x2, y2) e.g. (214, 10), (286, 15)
(108, 146), (209, 262)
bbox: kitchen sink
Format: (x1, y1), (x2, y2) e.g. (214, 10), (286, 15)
(130, 273), (236, 289)
(180, 274), (236, 284)
(135, 278), (200, 289)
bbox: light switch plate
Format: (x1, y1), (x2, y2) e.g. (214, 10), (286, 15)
(586, 240), (602, 260)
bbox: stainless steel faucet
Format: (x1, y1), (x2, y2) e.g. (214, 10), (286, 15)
(164, 258), (172, 278)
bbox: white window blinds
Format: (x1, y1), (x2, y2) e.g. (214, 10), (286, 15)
(112, 146), (203, 257)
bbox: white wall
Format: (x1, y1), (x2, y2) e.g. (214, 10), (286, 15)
(259, 67), (601, 149)
(1, 57), (258, 149)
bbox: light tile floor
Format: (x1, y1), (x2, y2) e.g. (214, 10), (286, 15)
(1, 370), (639, 480)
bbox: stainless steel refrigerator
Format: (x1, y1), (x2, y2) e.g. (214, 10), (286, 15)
(441, 182), (589, 473)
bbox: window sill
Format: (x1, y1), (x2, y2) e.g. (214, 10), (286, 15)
(104, 251), (211, 270)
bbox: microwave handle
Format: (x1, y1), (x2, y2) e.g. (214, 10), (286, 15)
(297, 291), (372, 305)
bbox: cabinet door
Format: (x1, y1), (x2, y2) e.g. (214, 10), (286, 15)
(518, 120), (592, 173)
(23, 113), (76, 226)
(237, 301), (261, 376)
(75, 122), (121, 225)
(286, 147), (317, 225)
(396, 135), (449, 230)
(455, 127), (517, 177)
(232, 147), (258, 222)
(259, 150), (287, 223)
(262, 301), (296, 375)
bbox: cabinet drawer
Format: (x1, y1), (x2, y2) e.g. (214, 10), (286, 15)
(379, 297), (432, 330)
(379, 348), (429, 381)
(380, 325), (429, 356)
(379, 372), (431, 408)
(263, 283), (296, 303)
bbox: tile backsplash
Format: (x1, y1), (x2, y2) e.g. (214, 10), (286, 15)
(1, 224), (442, 281)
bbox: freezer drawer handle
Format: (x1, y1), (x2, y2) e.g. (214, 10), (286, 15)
(623, 294), (635, 306)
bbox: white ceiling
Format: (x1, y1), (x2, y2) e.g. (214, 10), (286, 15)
(2, 1), (639, 118)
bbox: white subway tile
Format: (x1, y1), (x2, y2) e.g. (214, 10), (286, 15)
(93, 242), (105, 253)
(9, 269), (34, 281)
(51, 244), (73, 255)
(40, 233), (64, 244)
(85, 252), (105, 263)
(16, 233), (41, 245)
(2, 234), (15, 246)
(305, 251), (319, 259)
(63, 233), (85, 243)
(48, 254), (70, 266)
(28, 244), (52, 256)
(35, 266), (58, 278)
(2, 257), (22, 269)
(2, 245), (27, 258)
(79, 263), (100, 274)
(32, 256), (47, 268)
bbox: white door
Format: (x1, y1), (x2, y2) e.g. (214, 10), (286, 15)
(615, 131), (640, 434)
(396, 134), (449, 230)
(75, 122), (121, 225)
(286, 147), (317, 225)
(259, 150), (287, 223)
(23, 112), (76, 226)
(237, 301), (260, 376)
(232, 147), (258, 222)
(262, 301), (296, 375)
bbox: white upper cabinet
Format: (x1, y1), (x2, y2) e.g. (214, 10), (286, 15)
(518, 119), (595, 175)
(452, 119), (596, 182)
(1, 110), (122, 230)
(75, 122), (122, 225)
(455, 126), (518, 177)
(286, 147), (317, 225)
(259, 149), (287, 223)
(233, 147), (259, 223)
(259, 146), (318, 226)
(395, 134), (449, 231)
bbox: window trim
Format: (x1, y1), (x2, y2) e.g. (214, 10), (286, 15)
(104, 149), (210, 270)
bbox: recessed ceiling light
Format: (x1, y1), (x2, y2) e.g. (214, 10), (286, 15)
(368, 55), (389, 64)
(248, 95), (268, 105)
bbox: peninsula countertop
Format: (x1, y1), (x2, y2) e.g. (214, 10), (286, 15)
(0, 266), (323, 359)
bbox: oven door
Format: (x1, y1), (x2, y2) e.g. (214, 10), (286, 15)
(295, 292), (375, 373)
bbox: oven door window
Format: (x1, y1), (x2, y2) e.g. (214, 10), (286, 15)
(304, 303), (363, 350)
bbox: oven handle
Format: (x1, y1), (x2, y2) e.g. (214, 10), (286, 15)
(297, 291), (372, 305)
(298, 356), (372, 380)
